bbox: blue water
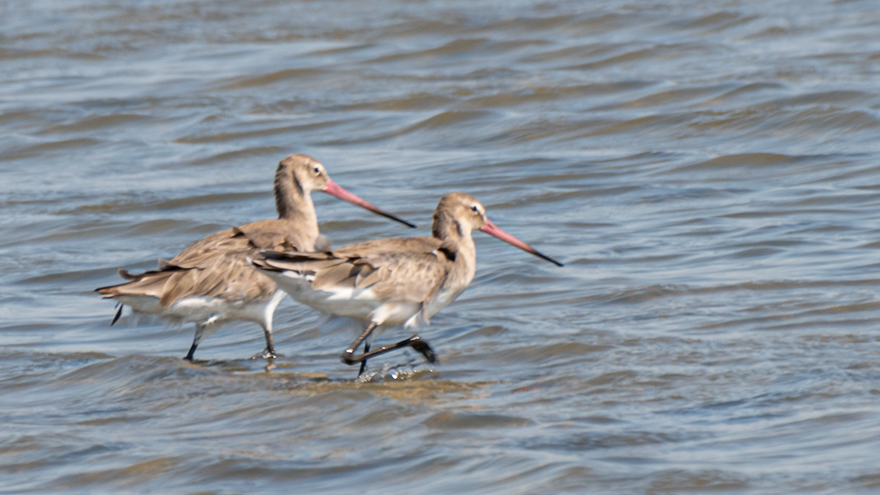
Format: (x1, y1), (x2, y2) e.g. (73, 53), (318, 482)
(2, 0), (880, 493)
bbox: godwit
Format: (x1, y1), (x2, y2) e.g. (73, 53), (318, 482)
(252, 192), (562, 375)
(96, 154), (415, 360)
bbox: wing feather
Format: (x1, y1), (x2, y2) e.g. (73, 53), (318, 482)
(98, 219), (311, 306)
(257, 236), (452, 305)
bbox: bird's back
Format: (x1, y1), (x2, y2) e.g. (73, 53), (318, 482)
(97, 218), (315, 307)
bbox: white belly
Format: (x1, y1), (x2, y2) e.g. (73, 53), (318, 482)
(115, 294), (271, 325)
(268, 271), (421, 327)
(421, 286), (465, 322)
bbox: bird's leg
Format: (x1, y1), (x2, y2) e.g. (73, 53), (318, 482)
(341, 331), (437, 367)
(184, 343), (198, 361)
(342, 322), (378, 366)
(358, 336), (435, 363)
(111, 304), (124, 326)
(358, 335), (373, 376)
(185, 323), (208, 361)
(406, 336), (436, 363)
(256, 324), (277, 360)
(256, 290), (285, 360)
(185, 321), (219, 361)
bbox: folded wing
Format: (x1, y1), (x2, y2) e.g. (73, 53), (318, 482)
(257, 236), (452, 307)
(97, 219), (312, 306)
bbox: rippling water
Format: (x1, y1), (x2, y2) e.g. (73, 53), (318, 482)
(3, 0), (880, 493)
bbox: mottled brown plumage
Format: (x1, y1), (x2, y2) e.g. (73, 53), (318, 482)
(261, 236), (452, 313)
(108, 222), (304, 308)
(254, 192), (562, 375)
(96, 154), (414, 360)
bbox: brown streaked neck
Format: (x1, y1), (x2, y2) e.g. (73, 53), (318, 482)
(273, 162), (319, 243)
(432, 207), (476, 265)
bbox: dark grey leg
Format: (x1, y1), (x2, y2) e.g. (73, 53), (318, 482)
(184, 343), (198, 361)
(185, 323), (209, 361)
(261, 324), (277, 359)
(341, 324), (436, 368)
(358, 340), (371, 376)
(342, 322), (378, 366)
(111, 304), (124, 326)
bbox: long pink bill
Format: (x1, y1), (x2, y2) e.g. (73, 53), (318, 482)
(322, 179), (416, 229)
(479, 218), (564, 267)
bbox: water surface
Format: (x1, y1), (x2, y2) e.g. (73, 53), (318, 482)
(3, 0), (880, 493)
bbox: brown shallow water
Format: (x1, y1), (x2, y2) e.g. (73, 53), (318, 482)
(3, 0), (880, 493)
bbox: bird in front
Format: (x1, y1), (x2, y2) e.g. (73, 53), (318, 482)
(252, 192), (563, 376)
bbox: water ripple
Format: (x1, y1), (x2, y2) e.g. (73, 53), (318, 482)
(3, 0), (880, 493)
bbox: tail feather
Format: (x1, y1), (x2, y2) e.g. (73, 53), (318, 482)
(96, 254), (273, 310)
(96, 265), (183, 300)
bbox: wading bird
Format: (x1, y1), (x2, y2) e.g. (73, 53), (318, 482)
(96, 154), (415, 360)
(252, 192), (562, 376)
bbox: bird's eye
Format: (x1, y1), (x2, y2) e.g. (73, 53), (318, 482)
(312, 166), (321, 175)
(471, 205), (480, 212)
